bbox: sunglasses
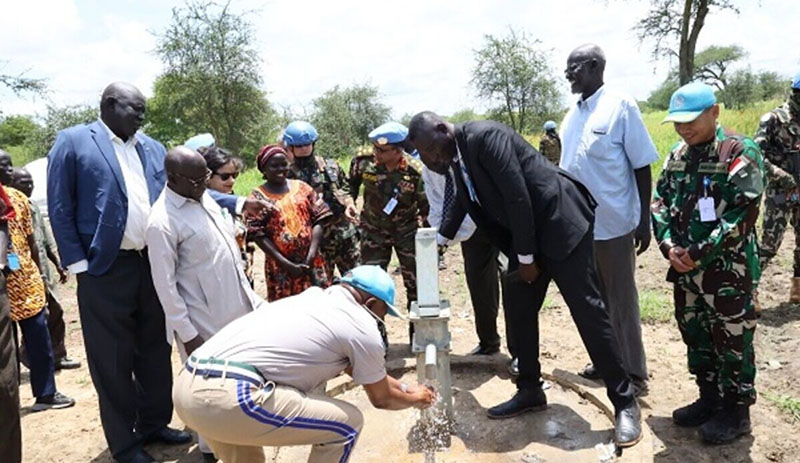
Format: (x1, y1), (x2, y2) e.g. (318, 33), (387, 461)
(175, 169), (212, 187)
(213, 171), (239, 181)
(564, 59), (594, 75)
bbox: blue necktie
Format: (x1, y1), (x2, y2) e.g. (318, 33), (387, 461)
(443, 170), (455, 214)
(458, 161), (478, 203)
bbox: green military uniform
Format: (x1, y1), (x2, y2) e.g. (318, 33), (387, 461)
(754, 101), (800, 274)
(538, 131), (562, 165)
(288, 155), (360, 278)
(652, 125), (765, 406)
(349, 152), (429, 310)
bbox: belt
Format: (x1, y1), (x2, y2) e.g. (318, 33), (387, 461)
(118, 248), (147, 257)
(186, 356), (267, 387)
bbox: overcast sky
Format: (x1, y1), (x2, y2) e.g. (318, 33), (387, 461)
(1, 0), (798, 121)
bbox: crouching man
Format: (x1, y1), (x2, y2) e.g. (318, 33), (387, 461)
(173, 265), (435, 463)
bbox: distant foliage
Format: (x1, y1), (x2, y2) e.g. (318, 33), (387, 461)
(719, 70), (788, 109)
(310, 84), (390, 159)
(471, 28), (562, 134)
(148, 0), (280, 164)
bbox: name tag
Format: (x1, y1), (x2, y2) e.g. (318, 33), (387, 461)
(383, 197), (398, 215)
(698, 197), (716, 222)
(698, 162), (728, 174)
(667, 160), (686, 172)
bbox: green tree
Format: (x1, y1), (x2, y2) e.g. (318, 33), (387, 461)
(632, 0), (741, 84)
(310, 84), (390, 158)
(719, 69), (788, 109)
(0, 115), (39, 147)
(471, 28), (561, 134)
(149, 0), (279, 163)
(447, 108), (481, 123)
(26, 105), (97, 160)
(646, 76), (681, 110)
(693, 44), (746, 89)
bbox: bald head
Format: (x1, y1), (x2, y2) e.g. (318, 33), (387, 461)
(566, 44), (606, 98)
(166, 146), (208, 201)
(12, 167), (33, 197)
(100, 81), (145, 142)
(408, 111), (456, 175)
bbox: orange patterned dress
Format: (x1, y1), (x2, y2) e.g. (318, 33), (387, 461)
(6, 188), (46, 321)
(246, 180), (333, 301)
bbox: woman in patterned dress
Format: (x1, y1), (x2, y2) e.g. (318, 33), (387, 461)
(246, 144), (332, 301)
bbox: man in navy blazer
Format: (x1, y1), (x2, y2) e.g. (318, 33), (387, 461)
(47, 82), (192, 463)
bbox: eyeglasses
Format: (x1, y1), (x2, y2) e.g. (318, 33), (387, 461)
(564, 59), (594, 75)
(175, 169), (212, 187)
(213, 171), (239, 181)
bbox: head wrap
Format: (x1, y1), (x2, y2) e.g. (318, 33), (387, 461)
(257, 144), (287, 171)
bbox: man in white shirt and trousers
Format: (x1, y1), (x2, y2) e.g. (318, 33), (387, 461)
(422, 165), (518, 370)
(146, 146), (267, 462)
(560, 44), (659, 395)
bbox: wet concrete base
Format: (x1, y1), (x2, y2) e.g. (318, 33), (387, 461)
(274, 364), (640, 463)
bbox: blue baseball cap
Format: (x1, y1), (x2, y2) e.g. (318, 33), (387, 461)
(185, 133), (215, 151)
(792, 70), (800, 90)
(368, 122), (408, 146)
(662, 82), (717, 124)
(341, 265), (404, 319)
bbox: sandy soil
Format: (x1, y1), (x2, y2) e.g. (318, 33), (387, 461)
(17, 236), (800, 462)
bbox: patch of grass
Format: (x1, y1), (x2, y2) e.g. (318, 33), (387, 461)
(763, 392), (800, 423)
(233, 168), (263, 196)
(639, 289), (673, 324)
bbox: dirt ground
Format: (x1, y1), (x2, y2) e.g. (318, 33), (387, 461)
(17, 235), (800, 462)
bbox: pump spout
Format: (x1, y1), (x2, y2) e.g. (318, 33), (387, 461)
(425, 343), (437, 381)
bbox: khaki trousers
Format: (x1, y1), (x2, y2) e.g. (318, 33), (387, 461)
(173, 367), (363, 463)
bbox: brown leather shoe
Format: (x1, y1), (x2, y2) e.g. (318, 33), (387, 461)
(790, 278), (800, 304)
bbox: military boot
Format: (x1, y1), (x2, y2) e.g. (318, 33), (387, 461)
(699, 402), (751, 444)
(672, 381), (720, 427)
(790, 278), (800, 304)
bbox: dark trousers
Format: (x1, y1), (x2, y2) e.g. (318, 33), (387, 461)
(0, 275), (21, 463)
(461, 227), (516, 355)
(507, 228), (634, 411)
(19, 289), (67, 367)
(17, 308), (56, 398)
(76, 252), (173, 459)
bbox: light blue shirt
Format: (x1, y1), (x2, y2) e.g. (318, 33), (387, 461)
(560, 86), (659, 240)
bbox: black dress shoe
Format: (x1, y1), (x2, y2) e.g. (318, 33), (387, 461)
(578, 363), (602, 380)
(115, 448), (156, 463)
(615, 401), (642, 448)
(143, 426), (192, 446)
(487, 388), (547, 419)
(55, 356), (81, 370)
(468, 344), (500, 356)
(202, 451), (219, 463)
(508, 358), (519, 377)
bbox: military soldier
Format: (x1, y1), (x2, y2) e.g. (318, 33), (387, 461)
(349, 122), (429, 327)
(754, 71), (800, 302)
(538, 120), (562, 164)
(652, 83), (765, 444)
(283, 121), (361, 278)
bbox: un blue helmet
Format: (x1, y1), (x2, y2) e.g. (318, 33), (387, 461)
(543, 121), (557, 131)
(283, 121), (318, 146)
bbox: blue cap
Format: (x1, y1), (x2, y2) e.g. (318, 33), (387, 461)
(662, 82), (717, 124)
(543, 120), (557, 131)
(341, 265), (404, 319)
(185, 133), (215, 151)
(283, 121), (318, 146)
(368, 122), (408, 145)
(792, 71), (800, 90)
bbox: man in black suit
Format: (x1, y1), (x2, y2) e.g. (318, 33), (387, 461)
(408, 112), (641, 447)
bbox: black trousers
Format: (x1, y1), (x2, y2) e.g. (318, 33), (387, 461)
(461, 227), (516, 355)
(0, 274), (21, 463)
(76, 251), (173, 459)
(507, 228), (634, 411)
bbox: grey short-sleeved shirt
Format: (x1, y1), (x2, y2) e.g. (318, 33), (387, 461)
(193, 285), (386, 392)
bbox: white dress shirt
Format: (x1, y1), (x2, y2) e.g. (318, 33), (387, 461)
(560, 86), (659, 240)
(67, 120), (153, 274)
(146, 187), (266, 345)
(421, 165), (476, 243)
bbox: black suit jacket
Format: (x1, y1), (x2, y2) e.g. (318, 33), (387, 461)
(441, 121), (597, 262)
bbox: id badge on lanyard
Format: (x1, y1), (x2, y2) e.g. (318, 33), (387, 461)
(383, 188), (399, 215)
(698, 177), (716, 222)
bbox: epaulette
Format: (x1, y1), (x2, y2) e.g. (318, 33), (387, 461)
(404, 154), (424, 174)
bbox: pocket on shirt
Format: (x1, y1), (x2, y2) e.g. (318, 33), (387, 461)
(591, 123), (609, 136)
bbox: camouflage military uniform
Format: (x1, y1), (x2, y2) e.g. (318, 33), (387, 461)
(651, 125), (765, 406)
(538, 132), (562, 165)
(349, 152), (429, 311)
(754, 102), (800, 274)
(288, 155), (360, 278)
